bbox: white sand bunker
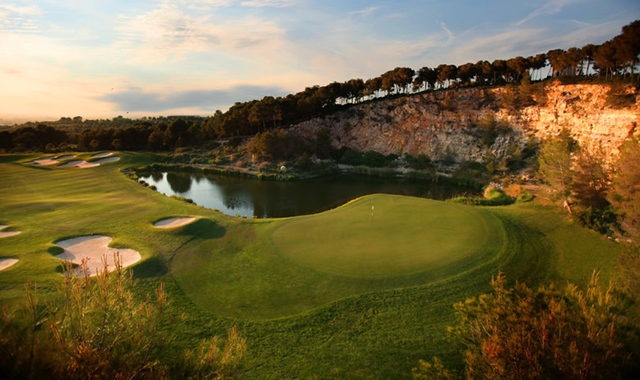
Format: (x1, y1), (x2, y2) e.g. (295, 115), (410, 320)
(0, 225), (21, 238)
(62, 156), (121, 169)
(0, 258), (19, 271)
(60, 160), (83, 167)
(92, 152), (113, 158)
(34, 156), (57, 165)
(55, 235), (141, 276)
(33, 155), (76, 166)
(76, 156), (120, 168)
(153, 217), (197, 229)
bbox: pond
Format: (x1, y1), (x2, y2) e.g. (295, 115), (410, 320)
(139, 172), (478, 218)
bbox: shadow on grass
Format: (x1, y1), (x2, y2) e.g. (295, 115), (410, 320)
(47, 246), (75, 274)
(133, 256), (168, 278)
(0, 155), (29, 163)
(47, 245), (64, 256)
(175, 218), (226, 240)
(25, 164), (53, 171)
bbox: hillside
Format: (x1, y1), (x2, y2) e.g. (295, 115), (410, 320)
(291, 82), (639, 164)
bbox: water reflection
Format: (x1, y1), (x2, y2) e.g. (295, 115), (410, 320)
(166, 172), (193, 193)
(141, 172), (477, 218)
(150, 172), (163, 182)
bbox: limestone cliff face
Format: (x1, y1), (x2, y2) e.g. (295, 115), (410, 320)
(290, 83), (639, 163)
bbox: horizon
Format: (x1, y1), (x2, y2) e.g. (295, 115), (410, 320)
(1, 0), (639, 124)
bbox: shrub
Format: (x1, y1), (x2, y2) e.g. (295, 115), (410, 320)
(482, 182), (503, 199)
(572, 205), (618, 236)
(294, 152), (313, 170)
(339, 148), (363, 166)
(179, 326), (247, 379)
(0, 259), (246, 379)
(417, 273), (639, 380)
(450, 183), (515, 206)
(0, 259), (170, 379)
(517, 190), (534, 203)
(362, 150), (387, 167)
(405, 154), (432, 170)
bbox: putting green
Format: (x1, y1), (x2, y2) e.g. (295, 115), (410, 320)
(272, 194), (498, 277)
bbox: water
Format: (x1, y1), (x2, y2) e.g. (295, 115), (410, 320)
(139, 172), (477, 218)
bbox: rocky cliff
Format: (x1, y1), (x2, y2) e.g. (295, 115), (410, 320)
(291, 82), (639, 164)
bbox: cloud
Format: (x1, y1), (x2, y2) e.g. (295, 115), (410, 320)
(0, 3), (41, 16)
(180, 0), (296, 8)
(102, 85), (289, 113)
(188, 0), (235, 5)
(439, 22), (455, 44)
(0, 2), (41, 34)
(347, 6), (380, 16)
(240, 0), (297, 7)
(0, 55), (117, 120)
(515, 0), (578, 26)
(114, 2), (286, 62)
(457, 28), (546, 59)
(427, 17), (626, 67)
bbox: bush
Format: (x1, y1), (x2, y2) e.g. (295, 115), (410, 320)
(517, 190), (533, 203)
(572, 205), (618, 236)
(179, 326), (247, 379)
(404, 154), (432, 170)
(338, 148), (363, 166)
(416, 273), (639, 380)
(0, 259), (246, 379)
(1, 259), (170, 379)
(482, 182), (503, 199)
(294, 152), (313, 170)
(362, 150), (387, 167)
(451, 183), (515, 206)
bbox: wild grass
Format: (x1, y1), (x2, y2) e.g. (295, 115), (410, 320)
(0, 152), (621, 379)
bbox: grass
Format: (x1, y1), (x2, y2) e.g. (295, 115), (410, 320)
(0, 152), (623, 379)
(272, 195), (496, 277)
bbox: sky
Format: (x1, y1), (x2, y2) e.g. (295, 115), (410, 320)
(1, 0), (639, 124)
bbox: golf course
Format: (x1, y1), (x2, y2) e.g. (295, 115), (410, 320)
(0, 152), (621, 378)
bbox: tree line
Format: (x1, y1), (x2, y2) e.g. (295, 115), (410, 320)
(1, 20), (638, 154)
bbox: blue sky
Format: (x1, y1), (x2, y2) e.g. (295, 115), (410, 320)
(1, 0), (639, 123)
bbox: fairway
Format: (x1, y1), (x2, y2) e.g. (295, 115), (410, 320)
(273, 195), (498, 277)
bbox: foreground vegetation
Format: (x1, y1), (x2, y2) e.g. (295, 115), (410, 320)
(0, 152), (628, 378)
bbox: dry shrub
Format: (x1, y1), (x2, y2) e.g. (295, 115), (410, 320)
(503, 184), (522, 198)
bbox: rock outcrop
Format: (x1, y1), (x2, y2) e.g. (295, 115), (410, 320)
(291, 82), (639, 164)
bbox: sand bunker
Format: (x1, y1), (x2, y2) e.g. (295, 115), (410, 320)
(60, 160), (83, 167)
(153, 217), (197, 228)
(61, 156), (121, 169)
(35, 154), (119, 168)
(77, 156), (120, 168)
(0, 258), (18, 271)
(33, 155), (76, 166)
(0, 225), (21, 238)
(96, 156), (120, 164)
(55, 235), (141, 276)
(33, 156), (58, 165)
(92, 152), (113, 158)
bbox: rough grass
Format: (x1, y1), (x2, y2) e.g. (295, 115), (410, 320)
(0, 153), (622, 379)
